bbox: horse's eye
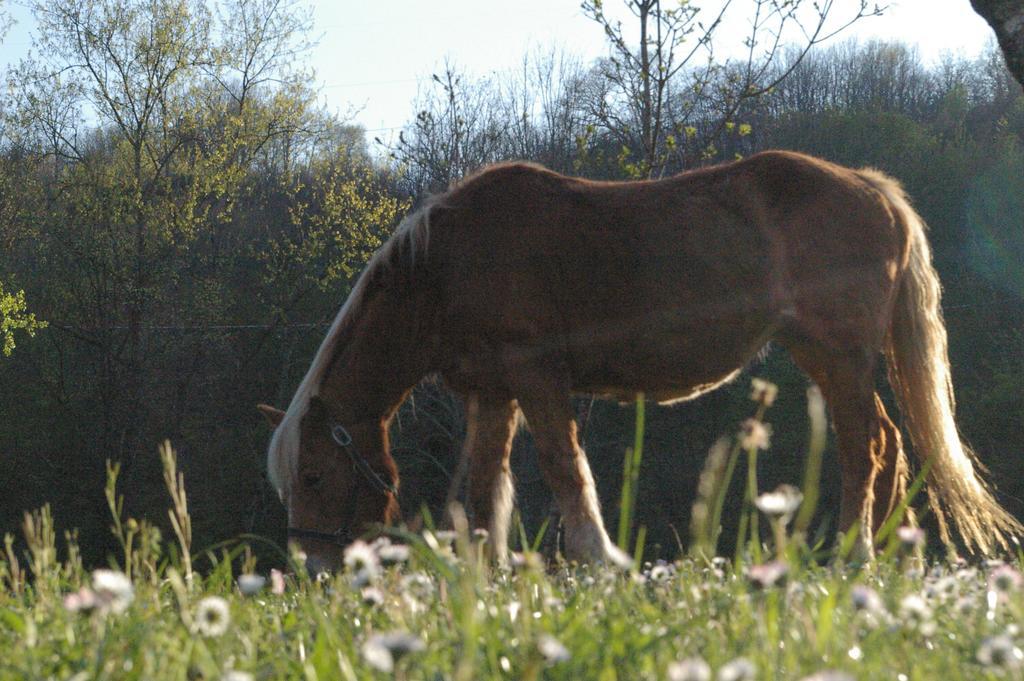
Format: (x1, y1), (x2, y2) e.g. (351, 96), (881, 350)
(301, 472), (323, 489)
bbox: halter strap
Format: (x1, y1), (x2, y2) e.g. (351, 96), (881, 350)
(286, 526), (353, 547)
(330, 423), (399, 497)
(286, 422), (398, 547)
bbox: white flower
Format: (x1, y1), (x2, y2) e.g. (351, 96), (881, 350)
(754, 485), (803, 523)
(237, 574), (266, 596)
(924, 575), (959, 603)
(270, 568), (286, 594)
(537, 634), (571, 664)
(363, 640), (395, 672)
(977, 634), (1024, 669)
(668, 657), (712, 681)
(401, 572), (435, 600)
(953, 596), (976, 617)
(718, 657), (756, 681)
(511, 551), (544, 572)
(371, 536), (410, 565)
(989, 565), (1023, 593)
(745, 561), (788, 590)
(377, 543), (410, 565)
(343, 540), (381, 586)
(956, 567), (980, 582)
(362, 631), (426, 673)
(740, 420), (772, 451)
(344, 539), (380, 573)
(896, 526), (925, 550)
(850, 585), (883, 614)
(361, 586), (385, 607)
(898, 594), (934, 634)
(401, 592), (425, 615)
(194, 596), (231, 637)
(91, 569), (134, 614)
(434, 530), (458, 545)
(422, 531), (457, 562)
(648, 562), (675, 582)
(63, 587), (98, 614)
(749, 378), (778, 407)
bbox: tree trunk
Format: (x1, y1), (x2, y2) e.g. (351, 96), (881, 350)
(639, 1), (653, 174)
(971, 0), (1024, 87)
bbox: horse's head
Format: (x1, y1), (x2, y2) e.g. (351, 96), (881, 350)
(259, 396), (399, 572)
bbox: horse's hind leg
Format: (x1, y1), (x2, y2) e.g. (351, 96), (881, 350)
(516, 383), (632, 567)
(870, 393), (910, 533)
(465, 395), (519, 561)
(789, 345), (900, 557)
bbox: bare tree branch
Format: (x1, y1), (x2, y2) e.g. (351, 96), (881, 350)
(970, 0), (1024, 86)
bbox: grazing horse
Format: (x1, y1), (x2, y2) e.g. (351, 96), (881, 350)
(259, 150), (1021, 570)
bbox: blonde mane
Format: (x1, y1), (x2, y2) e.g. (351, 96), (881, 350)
(266, 205), (433, 497)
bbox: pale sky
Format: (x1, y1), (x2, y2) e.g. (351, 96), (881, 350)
(0, 1), (998, 146)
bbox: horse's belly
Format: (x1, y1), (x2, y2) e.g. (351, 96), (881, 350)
(579, 367), (742, 405)
(569, 324), (768, 402)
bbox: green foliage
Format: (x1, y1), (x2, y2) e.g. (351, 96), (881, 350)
(0, 282), (44, 357)
(0, 0), (409, 562)
(261, 155), (410, 305)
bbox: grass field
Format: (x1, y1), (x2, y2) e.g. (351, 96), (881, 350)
(2, 384), (1023, 680)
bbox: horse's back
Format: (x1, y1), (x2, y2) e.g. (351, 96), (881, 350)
(430, 152), (908, 396)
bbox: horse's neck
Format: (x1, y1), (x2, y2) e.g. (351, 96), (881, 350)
(320, 282), (434, 423)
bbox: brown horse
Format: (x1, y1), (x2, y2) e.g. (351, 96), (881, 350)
(259, 150), (1021, 570)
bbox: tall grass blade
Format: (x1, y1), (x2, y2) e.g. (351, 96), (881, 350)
(875, 457), (931, 545)
(617, 394), (645, 551)
(710, 439), (743, 556)
(795, 385), (828, 538)
(745, 445), (762, 563)
(160, 441), (193, 583)
(689, 436), (732, 557)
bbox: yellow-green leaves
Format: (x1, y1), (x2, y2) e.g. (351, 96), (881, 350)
(0, 282), (44, 357)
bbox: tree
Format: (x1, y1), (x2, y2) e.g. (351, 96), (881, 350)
(0, 282), (44, 357)
(10, 0), (215, 469)
(0, 1), (10, 38)
(970, 0), (1024, 87)
(4, 0), (325, 476)
(392, 63), (508, 194)
(581, 0), (883, 176)
(0, 1), (44, 359)
(0, 0), (424, 556)
(391, 50), (596, 192)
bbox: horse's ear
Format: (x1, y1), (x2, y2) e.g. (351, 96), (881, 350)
(307, 394), (331, 421)
(257, 404), (285, 428)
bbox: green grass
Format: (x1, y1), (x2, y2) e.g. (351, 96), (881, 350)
(2, 528), (1023, 680)
(2, 382), (1024, 680)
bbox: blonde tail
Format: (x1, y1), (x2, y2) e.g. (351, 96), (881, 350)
(862, 168), (1023, 554)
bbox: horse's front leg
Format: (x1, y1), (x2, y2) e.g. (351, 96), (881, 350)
(465, 394), (520, 562)
(517, 380), (632, 568)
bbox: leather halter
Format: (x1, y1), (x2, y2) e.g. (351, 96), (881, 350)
(285, 423), (397, 548)
(328, 424), (399, 497)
